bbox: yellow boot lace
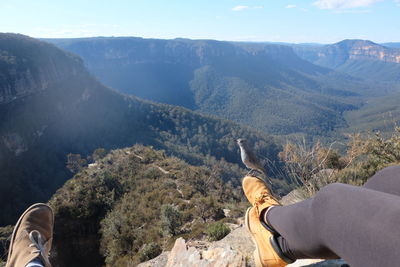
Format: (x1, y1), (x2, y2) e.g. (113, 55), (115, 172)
(253, 191), (280, 215)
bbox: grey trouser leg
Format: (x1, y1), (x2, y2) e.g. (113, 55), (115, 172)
(268, 165), (400, 267)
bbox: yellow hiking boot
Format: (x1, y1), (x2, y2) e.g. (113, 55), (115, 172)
(243, 176), (293, 267)
(6, 203), (54, 267)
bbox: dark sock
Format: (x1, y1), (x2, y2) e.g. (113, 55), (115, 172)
(260, 208), (278, 234)
(260, 207), (302, 261)
(275, 235), (308, 260)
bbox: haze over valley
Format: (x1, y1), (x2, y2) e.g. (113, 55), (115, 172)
(46, 37), (400, 136)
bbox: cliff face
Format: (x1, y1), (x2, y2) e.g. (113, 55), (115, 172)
(0, 33), (86, 104)
(293, 40), (400, 81)
(45, 37), (311, 69)
(317, 40), (400, 66)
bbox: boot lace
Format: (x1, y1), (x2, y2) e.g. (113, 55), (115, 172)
(253, 191), (279, 214)
(29, 230), (51, 266)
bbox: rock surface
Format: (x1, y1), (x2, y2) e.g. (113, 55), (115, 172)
(139, 187), (348, 267)
(139, 222), (347, 267)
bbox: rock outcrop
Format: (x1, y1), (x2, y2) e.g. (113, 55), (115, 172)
(321, 40), (400, 64)
(139, 221), (347, 267)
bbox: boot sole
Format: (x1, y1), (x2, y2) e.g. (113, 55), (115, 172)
(6, 203), (54, 265)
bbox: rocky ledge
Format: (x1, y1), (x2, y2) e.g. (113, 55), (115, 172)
(138, 219), (347, 267)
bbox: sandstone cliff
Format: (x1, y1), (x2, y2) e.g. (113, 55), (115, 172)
(318, 39), (400, 65)
(0, 33), (86, 104)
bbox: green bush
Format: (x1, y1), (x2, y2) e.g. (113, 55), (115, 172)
(206, 222), (231, 241)
(92, 148), (108, 161)
(161, 204), (182, 236)
(138, 242), (162, 262)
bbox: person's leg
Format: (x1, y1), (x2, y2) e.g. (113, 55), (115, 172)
(6, 203), (53, 267)
(363, 165), (400, 195)
(268, 183), (400, 267)
(268, 165), (400, 262)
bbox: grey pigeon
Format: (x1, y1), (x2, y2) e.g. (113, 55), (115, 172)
(237, 138), (266, 176)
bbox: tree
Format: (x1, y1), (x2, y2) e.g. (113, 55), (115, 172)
(66, 153), (87, 173)
(160, 204), (182, 236)
(92, 148), (108, 161)
(194, 196), (224, 222)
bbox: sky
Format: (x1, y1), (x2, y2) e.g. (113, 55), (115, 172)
(0, 0), (399, 44)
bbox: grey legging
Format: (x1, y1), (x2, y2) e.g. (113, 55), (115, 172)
(267, 165), (400, 267)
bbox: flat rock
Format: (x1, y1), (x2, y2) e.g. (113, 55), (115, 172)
(165, 237), (245, 267)
(137, 252), (170, 267)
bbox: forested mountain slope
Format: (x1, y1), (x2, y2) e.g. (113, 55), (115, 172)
(0, 34), (84, 104)
(0, 34), (281, 226)
(49, 145), (248, 267)
(289, 39), (400, 134)
(344, 91), (400, 132)
(46, 37), (380, 136)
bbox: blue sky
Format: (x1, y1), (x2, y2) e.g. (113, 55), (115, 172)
(0, 0), (399, 43)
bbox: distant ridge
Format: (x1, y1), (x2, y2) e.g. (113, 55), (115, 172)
(293, 39), (400, 81)
(382, 42), (400, 49)
(45, 36), (384, 136)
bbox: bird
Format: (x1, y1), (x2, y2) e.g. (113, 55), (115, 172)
(237, 138), (267, 177)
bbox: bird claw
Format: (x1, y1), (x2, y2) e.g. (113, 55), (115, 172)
(246, 169), (259, 177)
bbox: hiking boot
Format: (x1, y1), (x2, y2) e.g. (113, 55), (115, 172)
(6, 203), (54, 267)
(243, 176), (292, 267)
(242, 176), (281, 219)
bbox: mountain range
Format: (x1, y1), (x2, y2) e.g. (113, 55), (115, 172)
(45, 37), (400, 137)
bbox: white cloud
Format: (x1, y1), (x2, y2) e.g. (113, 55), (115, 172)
(313, 0), (383, 9)
(286, 4), (297, 8)
(232, 5), (249, 11)
(334, 9), (371, 13)
(231, 5), (263, 11)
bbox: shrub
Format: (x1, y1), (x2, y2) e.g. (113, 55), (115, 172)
(161, 204), (182, 236)
(193, 196), (224, 222)
(92, 148), (108, 161)
(206, 222), (231, 241)
(138, 242), (162, 262)
(66, 153), (87, 173)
